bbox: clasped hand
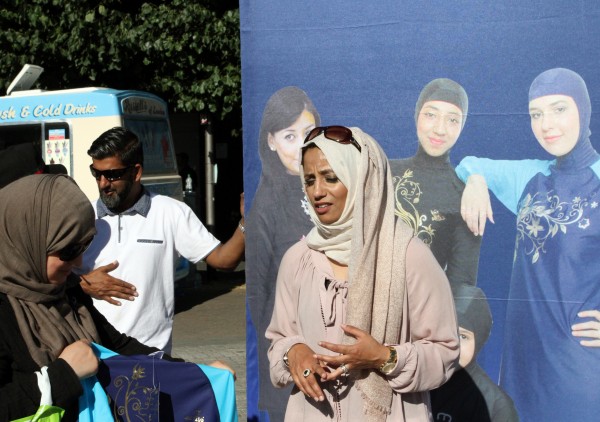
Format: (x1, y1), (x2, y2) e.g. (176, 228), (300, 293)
(288, 324), (389, 402)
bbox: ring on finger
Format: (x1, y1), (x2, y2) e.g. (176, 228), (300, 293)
(303, 368), (311, 378)
(340, 363), (349, 377)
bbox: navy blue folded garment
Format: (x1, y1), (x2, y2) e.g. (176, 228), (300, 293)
(79, 344), (238, 422)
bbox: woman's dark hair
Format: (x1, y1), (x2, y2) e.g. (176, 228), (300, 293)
(300, 143), (319, 165)
(259, 87), (320, 153)
(87, 127), (143, 167)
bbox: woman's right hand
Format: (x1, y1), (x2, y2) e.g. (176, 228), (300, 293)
(461, 174), (494, 236)
(287, 343), (327, 402)
(572, 310), (600, 347)
(58, 340), (99, 379)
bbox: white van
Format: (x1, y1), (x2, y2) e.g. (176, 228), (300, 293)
(0, 86), (182, 201)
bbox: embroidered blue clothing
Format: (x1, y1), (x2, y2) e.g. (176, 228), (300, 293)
(456, 152), (600, 421)
(79, 344), (238, 422)
(456, 68), (600, 421)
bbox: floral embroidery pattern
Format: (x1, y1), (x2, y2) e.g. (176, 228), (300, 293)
(517, 191), (589, 263)
(301, 197), (311, 216)
(393, 169), (435, 245)
(108, 363), (207, 422)
(111, 363), (159, 421)
(431, 209), (445, 222)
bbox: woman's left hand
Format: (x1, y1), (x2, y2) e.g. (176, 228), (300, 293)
(314, 324), (390, 382)
(461, 175), (494, 236)
(571, 310), (600, 347)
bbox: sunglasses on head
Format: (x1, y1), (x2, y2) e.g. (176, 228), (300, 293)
(89, 165), (134, 181)
(58, 238), (94, 262)
(304, 126), (361, 152)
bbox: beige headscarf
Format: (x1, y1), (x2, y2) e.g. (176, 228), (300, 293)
(302, 130), (360, 264)
(302, 128), (413, 420)
(0, 174), (99, 367)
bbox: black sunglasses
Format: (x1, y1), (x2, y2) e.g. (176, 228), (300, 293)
(89, 165), (134, 181)
(58, 238), (94, 262)
(304, 126), (361, 152)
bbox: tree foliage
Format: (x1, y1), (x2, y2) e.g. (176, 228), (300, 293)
(0, 0), (241, 135)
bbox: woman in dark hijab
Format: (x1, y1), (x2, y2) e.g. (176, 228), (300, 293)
(0, 174), (180, 421)
(430, 284), (518, 421)
(390, 78), (481, 288)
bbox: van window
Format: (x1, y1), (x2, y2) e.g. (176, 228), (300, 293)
(124, 118), (176, 175)
(0, 124), (44, 188)
(0, 123), (41, 151)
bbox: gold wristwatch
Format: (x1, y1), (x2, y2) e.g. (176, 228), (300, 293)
(379, 346), (397, 375)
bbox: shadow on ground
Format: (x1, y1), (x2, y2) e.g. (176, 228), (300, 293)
(175, 269), (245, 314)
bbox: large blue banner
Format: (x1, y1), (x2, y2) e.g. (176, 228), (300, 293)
(241, 2), (600, 421)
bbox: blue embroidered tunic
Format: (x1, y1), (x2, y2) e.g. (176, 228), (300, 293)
(456, 68), (600, 422)
(457, 154), (600, 421)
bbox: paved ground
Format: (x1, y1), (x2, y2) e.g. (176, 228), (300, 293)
(171, 266), (247, 421)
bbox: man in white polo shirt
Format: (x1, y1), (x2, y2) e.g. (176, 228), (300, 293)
(76, 127), (245, 352)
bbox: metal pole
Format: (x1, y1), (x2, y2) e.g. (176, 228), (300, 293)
(204, 122), (216, 234)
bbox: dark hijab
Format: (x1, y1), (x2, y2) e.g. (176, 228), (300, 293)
(415, 78), (468, 129)
(413, 78), (469, 164)
(452, 283), (492, 360)
(0, 174), (99, 366)
(529, 67), (598, 169)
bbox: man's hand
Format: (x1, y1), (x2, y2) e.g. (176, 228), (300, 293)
(80, 260), (138, 305)
(239, 192), (245, 219)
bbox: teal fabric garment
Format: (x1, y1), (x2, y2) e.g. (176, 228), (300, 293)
(200, 364), (238, 422)
(455, 157), (552, 214)
(78, 345), (118, 422)
(78, 343), (238, 422)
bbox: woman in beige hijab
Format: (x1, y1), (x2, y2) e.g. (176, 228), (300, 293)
(266, 126), (460, 421)
(0, 174), (186, 421)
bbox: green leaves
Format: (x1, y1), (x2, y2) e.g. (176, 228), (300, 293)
(0, 0), (241, 135)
